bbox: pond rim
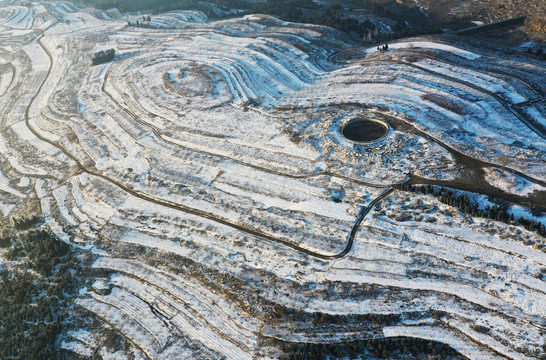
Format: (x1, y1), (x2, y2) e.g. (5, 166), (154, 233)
(340, 117), (390, 143)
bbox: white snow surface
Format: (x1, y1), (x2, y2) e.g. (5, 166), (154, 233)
(0, 3), (544, 359)
(484, 168), (545, 197)
(366, 40), (481, 59)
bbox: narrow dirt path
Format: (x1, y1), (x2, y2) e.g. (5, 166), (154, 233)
(23, 26), (401, 260)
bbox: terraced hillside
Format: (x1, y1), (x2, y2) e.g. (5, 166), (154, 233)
(0, 1), (545, 359)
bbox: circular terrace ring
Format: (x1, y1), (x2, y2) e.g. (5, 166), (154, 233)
(341, 117), (390, 143)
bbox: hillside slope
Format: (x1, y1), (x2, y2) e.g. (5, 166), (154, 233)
(408, 0), (546, 38)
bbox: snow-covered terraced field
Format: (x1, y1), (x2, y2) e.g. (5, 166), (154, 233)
(0, 1), (545, 359)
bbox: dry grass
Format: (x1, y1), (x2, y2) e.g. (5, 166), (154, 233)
(421, 93), (467, 115)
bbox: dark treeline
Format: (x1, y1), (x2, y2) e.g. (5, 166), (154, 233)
(382, 23), (443, 41)
(274, 336), (465, 360)
(128, 15), (151, 28)
(93, 0), (251, 14)
(0, 224), (84, 359)
(401, 183), (546, 238)
(91, 0), (440, 39)
(11, 214), (43, 230)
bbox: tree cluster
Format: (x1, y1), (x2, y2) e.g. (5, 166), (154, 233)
(402, 184), (546, 238)
(0, 224), (83, 359)
(382, 24), (442, 42)
(5, 229), (72, 276)
(92, 48), (115, 66)
(278, 336), (464, 360)
(94, 0), (250, 15)
(11, 215), (43, 231)
(377, 43), (389, 52)
(246, 1), (375, 36)
(128, 16), (152, 28)
(149, 0), (217, 17)
(90, 0), (441, 40)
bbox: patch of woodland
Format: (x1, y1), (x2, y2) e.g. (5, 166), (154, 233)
(401, 184), (546, 242)
(268, 336), (466, 360)
(0, 217), (87, 359)
(91, 0), (442, 40)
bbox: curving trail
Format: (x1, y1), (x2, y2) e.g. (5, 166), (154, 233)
(2, 5), (545, 360)
(24, 24), (398, 261)
(330, 187), (395, 259)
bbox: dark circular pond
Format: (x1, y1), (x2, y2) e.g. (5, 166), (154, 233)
(341, 118), (389, 142)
